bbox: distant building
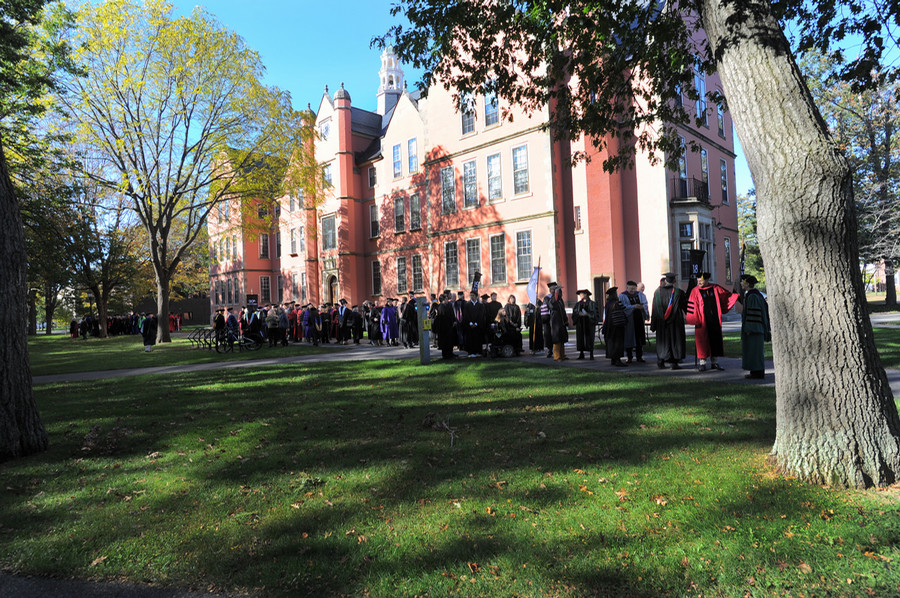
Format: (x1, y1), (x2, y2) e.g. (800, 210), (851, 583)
(208, 46), (738, 310)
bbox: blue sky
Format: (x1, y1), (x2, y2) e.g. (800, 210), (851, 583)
(170, 0), (755, 196)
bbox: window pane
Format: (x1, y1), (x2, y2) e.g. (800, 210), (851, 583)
(720, 159), (729, 204)
(368, 166), (377, 188)
(408, 138), (417, 172)
(393, 144), (402, 178)
(463, 161), (478, 208)
(397, 257), (407, 294)
(445, 242), (459, 288)
(490, 234), (506, 283)
(461, 93), (475, 135)
(260, 233), (269, 258)
(441, 166), (456, 213)
(724, 237), (733, 282)
(394, 197), (405, 232)
(370, 204), (379, 237)
(412, 255), (423, 291)
(466, 238), (481, 285)
(261, 276), (271, 303)
(485, 89), (498, 126)
(410, 194), (421, 230)
(323, 216), (336, 250)
(512, 145), (529, 194)
(516, 231), (532, 281)
(487, 153), (501, 200)
(372, 261), (381, 295)
(680, 242), (693, 279)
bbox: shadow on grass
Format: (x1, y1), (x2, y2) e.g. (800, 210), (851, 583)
(3, 360), (899, 596)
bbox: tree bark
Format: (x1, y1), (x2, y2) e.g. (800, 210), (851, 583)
(156, 272), (172, 343)
(43, 282), (58, 335)
(884, 260), (896, 306)
(699, 0), (900, 488)
(27, 289), (37, 335)
(0, 133), (48, 462)
(91, 285), (109, 339)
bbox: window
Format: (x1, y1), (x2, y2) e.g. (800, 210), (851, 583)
(512, 145), (529, 194)
(274, 203), (281, 218)
(678, 136), (687, 179)
(679, 222), (693, 238)
(680, 241), (693, 279)
(441, 166), (456, 213)
(445, 241), (459, 288)
(461, 93), (475, 135)
(700, 149), (709, 200)
(292, 273), (297, 297)
(393, 143), (402, 178)
(289, 194), (295, 212)
(259, 233), (270, 259)
(368, 166), (377, 188)
(299, 226), (305, 252)
(231, 236), (237, 260)
(260, 276), (271, 303)
(674, 84), (683, 107)
(322, 215), (336, 250)
(720, 159), (729, 204)
(290, 229), (297, 254)
(487, 153), (502, 201)
(275, 230), (282, 258)
(319, 119), (330, 140)
(490, 234), (506, 284)
(484, 87), (499, 127)
(223, 201), (230, 219)
(323, 163), (332, 185)
(574, 206), (582, 231)
(699, 223), (713, 272)
(724, 237), (733, 283)
(412, 255), (423, 291)
(277, 275), (284, 303)
(717, 103), (726, 137)
(394, 197), (405, 232)
(226, 278), (233, 304)
(233, 277), (239, 304)
(372, 261), (382, 295)
(466, 238), (481, 285)
(408, 138), (418, 173)
(695, 63), (707, 126)
(258, 205), (269, 218)
(300, 272), (307, 303)
(463, 160), (478, 208)
(396, 256), (408, 294)
(410, 194), (421, 230)
(210, 242), (217, 264)
(214, 280), (220, 305)
(516, 230), (532, 281)
(370, 204), (380, 238)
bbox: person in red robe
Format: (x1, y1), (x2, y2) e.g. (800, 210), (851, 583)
(685, 272), (739, 371)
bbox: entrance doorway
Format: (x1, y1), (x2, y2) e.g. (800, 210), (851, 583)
(327, 275), (338, 305)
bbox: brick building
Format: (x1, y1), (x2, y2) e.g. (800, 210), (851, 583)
(208, 46), (739, 310)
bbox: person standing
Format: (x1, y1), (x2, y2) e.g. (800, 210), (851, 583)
(505, 295), (522, 331)
(462, 290), (486, 357)
(686, 272), (740, 371)
(381, 298), (398, 346)
(739, 274), (770, 379)
(524, 301), (544, 356)
(572, 289), (599, 360)
(141, 313), (157, 352)
(402, 292), (419, 348)
(602, 288), (627, 366)
(435, 292), (458, 359)
(650, 273), (688, 370)
(548, 285), (569, 361)
(619, 281), (649, 363)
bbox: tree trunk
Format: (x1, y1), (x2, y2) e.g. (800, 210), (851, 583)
(0, 133), (48, 462)
(700, 0), (900, 488)
(27, 289), (37, 336)
(43, 283), (58, 335)
(884, 259), (896, 306)
(156, 272), (172, 343)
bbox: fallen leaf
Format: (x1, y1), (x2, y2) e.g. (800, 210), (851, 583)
(90, 556), (107, 567)
(468, 562), (481, 573)
(799, 562), (812, 574)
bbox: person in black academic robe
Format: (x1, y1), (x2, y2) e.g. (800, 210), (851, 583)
(435, 293), (458, 359)
(572, 289), (599, 360)
(650, 273), (688, 370)
(541, 291), (554, 358)
(402, 295), (419, 348)
(141, 313), (157, 352)
(462, 291), (486, 356)
(602, 287), (627, 366)
(524, 302), (545, 355)
(548, 286), (569, 361)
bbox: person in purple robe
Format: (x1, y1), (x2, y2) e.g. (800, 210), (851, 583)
(381, 298), (399, 345)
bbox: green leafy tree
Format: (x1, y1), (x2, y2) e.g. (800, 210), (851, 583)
(57, 0), (308, 343)
(382, 0), (900, 488)
(736, 191), (764, 288)
(802, 51), (900, 305)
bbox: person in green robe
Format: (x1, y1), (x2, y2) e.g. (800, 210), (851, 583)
(739, 274), (770, 379)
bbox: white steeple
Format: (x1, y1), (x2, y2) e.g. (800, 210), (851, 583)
(377, 46), (404, 116)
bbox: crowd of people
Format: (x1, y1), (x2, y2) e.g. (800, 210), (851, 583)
(207, 271), (770, 379)
(68, 312), (180, 339)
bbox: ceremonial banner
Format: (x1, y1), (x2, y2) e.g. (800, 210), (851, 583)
(526, 266), (541, 305)
(689, 249), (706, 278)
(471, 271), (482, 294)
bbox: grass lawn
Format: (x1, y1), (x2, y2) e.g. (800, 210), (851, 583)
(27, 333), (332, 377)
(2, 360), (900, 597)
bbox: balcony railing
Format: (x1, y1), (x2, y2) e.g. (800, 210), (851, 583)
(671, 177), (710, 204)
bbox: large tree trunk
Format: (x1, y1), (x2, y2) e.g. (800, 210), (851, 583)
(156, 272), (172, 343)
(884, 259), (896, 306)
(27, 289), (37, 335)
(700, 0), (900, 488)
(92, 285), (109, 339)
(43, 283), (58, 335)
(0, 134), (48, 462)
